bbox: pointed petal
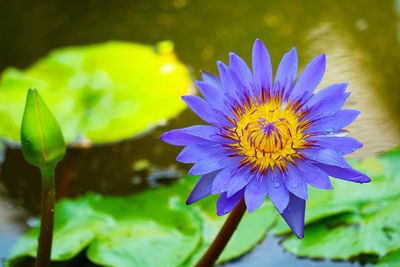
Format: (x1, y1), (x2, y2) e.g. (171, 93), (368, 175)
(252, 39), (273, 91)
(227, 168), (254, 197)
(315, 163), (371, 183)
(229, 52), (254, 91)
(182, 95), (227, 125)
(216, 188), (244, 216)
(284, 162), (308, 200)
(188, 158), (225, 176)
(212, 166), (234, 194)
(244, 175), (268, 213)
(291, 54), (326, 101)
(200, 71), (223, 91)
(300, 147), (351, 168)
(297, 160), (333, 190)
(177, 143), (225, 163)
(160, 125), (218, 146)
(274, 47), (298, 96)
(195, 80), (226, 111)
(267, 169), (289, 213)
(302, 83), (349, 119)
(308, 136), (363, 155)
(186, 171), (219, 204)
(217, 61), (238, 96)
(305, 109), (360, 134)
(280, 192), (306, 239)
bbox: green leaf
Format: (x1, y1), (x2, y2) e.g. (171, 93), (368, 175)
(377, 249), (400, 267)
(0, 41), (192, 145)
(8, 195), (108, 263)
(20, 88), (66, 168)
(7, 175), (278, 267)
(278, 147), (400, 260)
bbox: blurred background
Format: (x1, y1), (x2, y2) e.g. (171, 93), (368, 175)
(0, 0), (400, 266)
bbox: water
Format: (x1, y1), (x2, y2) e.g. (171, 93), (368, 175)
(0, 0), (400, 266)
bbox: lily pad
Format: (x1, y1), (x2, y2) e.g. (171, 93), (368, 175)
(0, 41), (192, 145)
(278, 147), (400, 260)
(377, 249), (400, 267)
(7, 195), (109, 264)
(7, 175), (277, 267)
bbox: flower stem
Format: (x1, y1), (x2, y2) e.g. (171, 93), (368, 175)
(194, 197), (247, 267)
(36, 166), (56, 267)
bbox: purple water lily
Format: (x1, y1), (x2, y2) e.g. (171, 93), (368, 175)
(161, 39), (370, 238)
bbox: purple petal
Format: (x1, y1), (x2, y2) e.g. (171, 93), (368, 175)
(177, 143), (225, 164)
(177, 145), (203, 163)
(212, 166), (234, 194)
(284, 162), (308, 200)
(296, 160), (333, 190)
(267, 169), (289, 213)
(227, 168), (254, 197)
(274, 47), (298, 97)
(300, 147), (352, 168)
(182, 95), (227, 125)
(291, 54), (326, 101)
(195, 80), (227, 112)
(302, 83), (349, 119)
(280, 192), (306, 239)
(252, 39), (273, 91)
(200, 71), (223, 91)
(160, 125), (218, 146)
(217, 61), (238, 96)
(244, 174), (268, 213)
(229, 52), (254, 91)
(216, 188), (245, 216)
(315, 163), (371, 183)
(186, 171), (219, 204)
(308, 136), (363, 155)
(305, 109), (360, 134)
(188, 158), (225, 176)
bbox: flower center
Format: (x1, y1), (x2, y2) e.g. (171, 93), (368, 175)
(225, 94), (310, 173)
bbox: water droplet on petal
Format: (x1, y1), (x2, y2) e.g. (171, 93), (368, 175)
(273, 181), (280, 188)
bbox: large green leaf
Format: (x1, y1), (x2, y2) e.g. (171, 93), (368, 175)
(8, 195), (109, 264)
(0, 41), (192, 145)
(277, 147), (400, 260)
(377, 249), (400, 267)
(7, 175), (277, 267)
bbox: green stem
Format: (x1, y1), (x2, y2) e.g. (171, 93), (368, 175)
(194, 197), (247, 267)
(36, 166), (56, 267)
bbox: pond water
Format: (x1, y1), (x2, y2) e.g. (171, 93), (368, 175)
(1, 0), (400, 266)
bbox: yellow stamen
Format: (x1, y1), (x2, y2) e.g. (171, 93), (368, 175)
(225, 93), (311, 173)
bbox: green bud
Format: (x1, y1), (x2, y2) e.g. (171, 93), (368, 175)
(21, 87), (66, 168)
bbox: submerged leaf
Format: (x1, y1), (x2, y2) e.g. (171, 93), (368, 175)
(0, 41), (193, 145)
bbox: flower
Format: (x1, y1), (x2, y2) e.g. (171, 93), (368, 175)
(161, 39), (370, 238)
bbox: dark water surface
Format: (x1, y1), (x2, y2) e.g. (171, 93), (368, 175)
(1, 0), (400, 266)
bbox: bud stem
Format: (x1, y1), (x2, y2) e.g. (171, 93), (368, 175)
(194, 197), (247, 267)
(35, 166), (56, 267)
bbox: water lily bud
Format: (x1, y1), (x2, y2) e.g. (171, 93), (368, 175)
(21, 87), (66, 169)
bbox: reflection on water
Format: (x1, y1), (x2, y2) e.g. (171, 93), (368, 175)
(1, 0), (400, 266)
(0, 185), (27, 263)
(304, 22), (400, 156)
